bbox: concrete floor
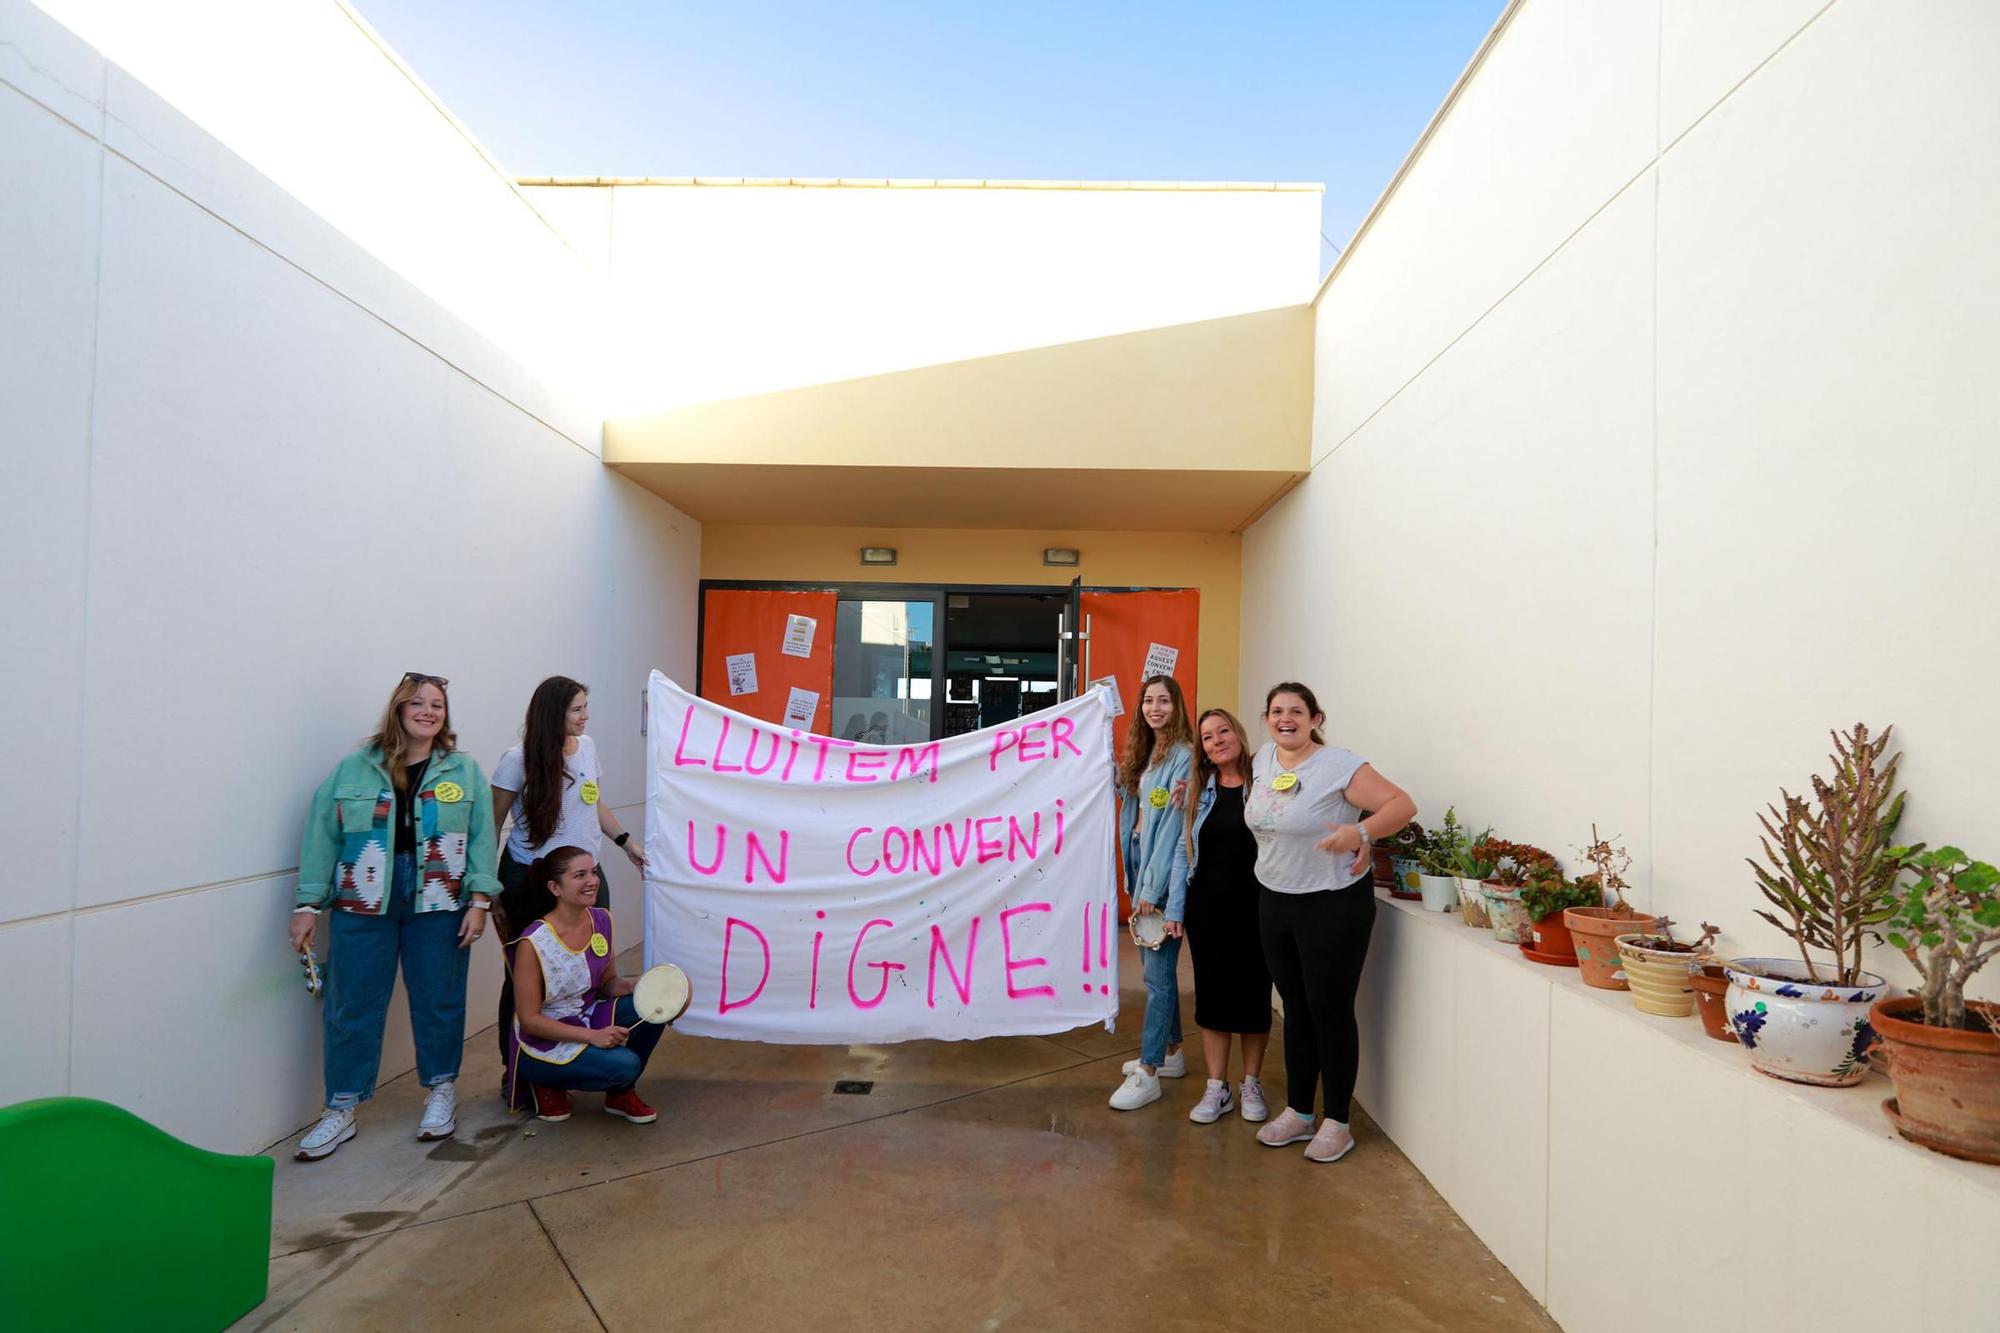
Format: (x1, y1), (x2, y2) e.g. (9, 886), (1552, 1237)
(245, 937), (1555, 1332)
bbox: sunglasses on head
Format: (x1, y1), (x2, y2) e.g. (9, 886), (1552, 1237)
(402, 672), (450, 689)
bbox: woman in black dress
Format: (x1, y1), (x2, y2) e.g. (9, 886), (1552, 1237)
(1168, 707), (1272, 1124)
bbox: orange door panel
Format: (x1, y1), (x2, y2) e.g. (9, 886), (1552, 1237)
(698, 588), (838, 734)
(1079, 587), (1200, 917)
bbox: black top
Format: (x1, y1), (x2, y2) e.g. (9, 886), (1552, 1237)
(1190, 783), (1256, 890)
(395, 759), (427, 854)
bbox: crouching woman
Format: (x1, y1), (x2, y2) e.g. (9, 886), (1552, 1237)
(505, 847), (662, 1125)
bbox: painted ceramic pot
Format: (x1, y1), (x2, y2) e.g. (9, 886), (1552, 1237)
(1390, 856), (1423, 900)
(1615, 935), (1697, 1017)
(1456, 877), (1491, 928)
(1415, 872), (1459, 913)
(1870, 997), (2000, 1165)
(1482, 884), (1532, 944)
(1725, 959), (1885, 1087)
(1564, 907), (1656, 990)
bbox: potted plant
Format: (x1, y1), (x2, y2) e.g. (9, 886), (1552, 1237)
(1689, 961), (1737, 1042)
(1517, 875), (1604, 966)
(1414, 808), (1472, 912)
(1871, 847), (2000, 1163)
(1727, 724), (1907, 1086)
(1565, 827), (1656, 990)
(1386, 821), (1425, 901)
(1475, 839), (1557, 945)
(1453, 843), (1498, 928)
(1616, 919), (1720, 1017)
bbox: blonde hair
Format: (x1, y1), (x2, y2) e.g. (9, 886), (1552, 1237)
(1185, 707), (1255, 852)
(1117, 675), (1194, 793)
(369, 674), (457, 789)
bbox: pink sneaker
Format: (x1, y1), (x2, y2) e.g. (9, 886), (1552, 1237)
(1256, 1106), (1317, 1147)
(1304, 1119), (1356, 1163)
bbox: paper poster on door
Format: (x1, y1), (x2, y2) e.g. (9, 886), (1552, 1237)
(1089, 676), (1124, 717)
(726, 653), (760, 696)
(782, 686), (820, 730)
(1142, 642), (1179, 680)
(781, 614), (817, 659)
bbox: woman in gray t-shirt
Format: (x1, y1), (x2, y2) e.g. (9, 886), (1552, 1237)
(1245, 681), (1416, 1165)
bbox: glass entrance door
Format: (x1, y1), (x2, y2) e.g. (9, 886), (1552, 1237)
(830, 597), (938, 745)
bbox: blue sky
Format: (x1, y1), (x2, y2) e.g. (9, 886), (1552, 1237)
(356, 1), (1505, 274)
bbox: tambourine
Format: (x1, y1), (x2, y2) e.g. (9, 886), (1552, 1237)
(1128, 912), (1168, 951)
(632, 964), (693, 1025)
(299, 946), (324, 999)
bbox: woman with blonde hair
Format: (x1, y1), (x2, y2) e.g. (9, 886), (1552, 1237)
(1166, 707), (1272, 1124)
(289, 672), (500, 1160)
(1109, 674), (1196, 1111)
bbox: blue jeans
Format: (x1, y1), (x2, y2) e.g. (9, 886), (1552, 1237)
(523, 997), (663, 1093)
(323, 853), (469, 1109)
(1140, 932), (1185, 1069)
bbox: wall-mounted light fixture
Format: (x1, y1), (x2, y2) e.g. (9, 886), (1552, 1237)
(1042, 548), (1081, 567)
(859, 547), (898, 566)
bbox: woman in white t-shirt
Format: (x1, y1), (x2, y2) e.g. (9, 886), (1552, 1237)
(1244, 680), (1416, 1165)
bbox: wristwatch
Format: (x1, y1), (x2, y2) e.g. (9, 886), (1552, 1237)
(615, 831), (631, 848)
(1355, 821), (1373, 847)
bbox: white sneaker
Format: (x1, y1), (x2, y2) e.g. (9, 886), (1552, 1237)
(1188, 1080), (1235, 1124)
(418, 1082), (456, 1141)
(1109, 1069), (1162, 1111)
(1121, 1049), (1185, 1078)
(1239, 1075), (1269, 1123)
(296, 1107), (356, 1161)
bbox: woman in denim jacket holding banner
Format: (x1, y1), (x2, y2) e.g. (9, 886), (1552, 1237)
(1108, 675), (1196, 1112)
(287, 672), (501, 1161)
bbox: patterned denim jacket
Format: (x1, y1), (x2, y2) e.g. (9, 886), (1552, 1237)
(297, 745), (500, 915)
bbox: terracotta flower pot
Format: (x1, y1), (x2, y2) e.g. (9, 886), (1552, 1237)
(1724, 959), (1885, 1087)
(1564, 907), (1656, 990)
(1520, 909), (1579, 966)
(1370, 845), (1397, 891)
(1455, 877), (1490, 928)
(1870, 997), (2000, 1165)
(1689, 965), (1737, 1042)
(1482, 883), (1533, 944)
(1616, 934), (1697, 1017)
(1389, 856), (1422, 901)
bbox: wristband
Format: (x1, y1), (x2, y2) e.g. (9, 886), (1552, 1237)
(615, 831), (631, 848)
(292, 906), (323, 916)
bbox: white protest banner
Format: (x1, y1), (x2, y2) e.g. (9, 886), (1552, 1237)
(643, 673), (1119, 1043)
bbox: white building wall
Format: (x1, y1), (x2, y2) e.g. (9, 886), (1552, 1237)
(523, 178), (1322, 418)
(1244, 0), (2000, 1327)
(0, 0), (699, 1154)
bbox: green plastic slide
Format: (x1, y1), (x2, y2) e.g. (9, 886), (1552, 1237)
(0, 1097), (271, 1330)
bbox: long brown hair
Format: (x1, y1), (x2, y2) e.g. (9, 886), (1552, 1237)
(1118, 675), (1194, 793)
(369, 674), (456, 789)
(1264, 680), (1327, 746)
(520, 676), (586, 847)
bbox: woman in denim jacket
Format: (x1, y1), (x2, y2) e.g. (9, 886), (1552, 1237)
(1167, 708), (1273, 1125)
(287, 672), (501, 1161)
(1109, 675), (1195, 1112)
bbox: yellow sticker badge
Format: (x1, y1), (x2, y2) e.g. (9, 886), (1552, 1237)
(1148, 787), (1171, 809)
(1270, 772), (1300, 793)
(433, 780), (465, 803)
(580, 780), (600, 805)
(589, 933), (609, 957)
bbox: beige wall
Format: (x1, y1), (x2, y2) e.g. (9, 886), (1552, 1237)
(702, 526), (1243, 714)
(1245, 0), (2000, 1325)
